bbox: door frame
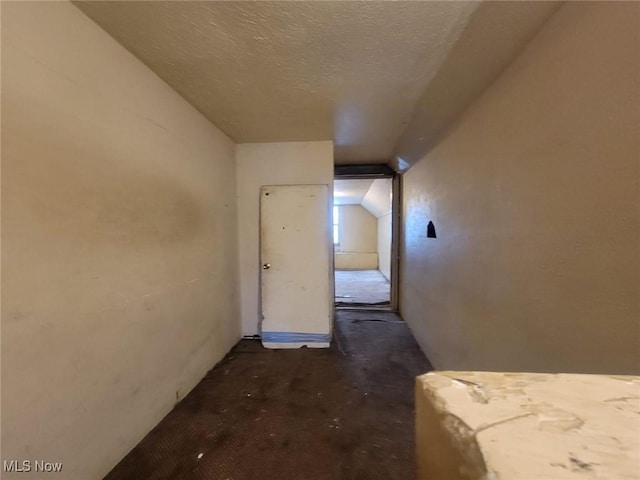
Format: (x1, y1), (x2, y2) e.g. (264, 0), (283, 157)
(333, 164), (401, 312)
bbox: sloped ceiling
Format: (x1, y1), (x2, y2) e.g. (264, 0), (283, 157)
(361, 179), (392, 218)
(74, 1), (561, 166)
(334, 178), (391, 219)
(393, 0), (562, 169)
(334, 179), (374, 206)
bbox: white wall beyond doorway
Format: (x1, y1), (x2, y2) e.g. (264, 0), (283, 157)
(361, 178), (393, 281)
(335, 205), (378, 269)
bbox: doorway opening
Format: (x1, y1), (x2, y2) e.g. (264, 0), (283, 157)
(333, 166), (399, 310)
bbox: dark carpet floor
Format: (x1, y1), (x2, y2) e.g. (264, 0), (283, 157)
(104, 311), (432, 480)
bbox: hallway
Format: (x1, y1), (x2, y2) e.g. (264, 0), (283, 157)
(104, 311), (432, 480)
(3, 2), (639, 478)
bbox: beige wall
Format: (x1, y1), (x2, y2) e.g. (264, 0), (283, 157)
(361, 178), (393, 281)
(335, 205), (378, 270)
(1, 2), (240, 478)
(334, 252), (378, 270)
(336, 205), (376, 253)
(401, 2), (640, 374)
(377, 213), (392, 281)
(236, 141), (333, 336)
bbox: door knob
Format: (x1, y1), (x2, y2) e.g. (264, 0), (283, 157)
(263, 263), (271, 270)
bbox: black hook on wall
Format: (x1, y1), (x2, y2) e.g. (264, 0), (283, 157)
(427, 221), (437, 239)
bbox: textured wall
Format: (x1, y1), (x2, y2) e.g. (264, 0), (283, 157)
(1, 2), (240, 478)
(401, 2), (640, 374)
(235, 141), (334, 337)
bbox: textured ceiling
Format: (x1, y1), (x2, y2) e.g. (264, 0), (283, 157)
(74, 1), (478, 163)
(74, 1), (561, 165)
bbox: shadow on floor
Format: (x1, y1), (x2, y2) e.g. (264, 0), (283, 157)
(104, 311), (433, 480)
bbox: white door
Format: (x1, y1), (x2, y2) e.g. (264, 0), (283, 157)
(260, 185), (332, 348)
